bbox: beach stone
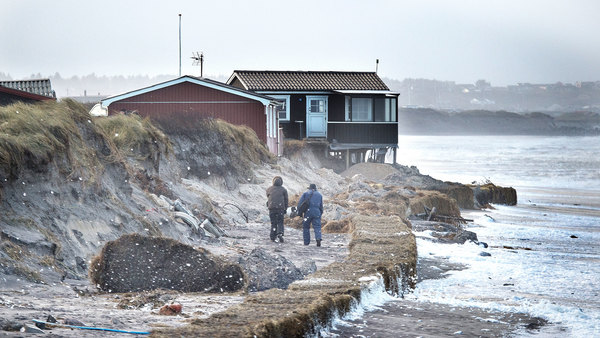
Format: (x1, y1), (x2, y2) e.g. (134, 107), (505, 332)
(20, 324), (45, 333)
(454, 230), (478, 244)
(0, 318), (24, 331)
(479, 252), (492, 257)
(89, 234), (245, 293)
(237, 247), (308, 292)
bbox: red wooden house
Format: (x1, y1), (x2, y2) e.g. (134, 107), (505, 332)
(100, 76), (281, 155)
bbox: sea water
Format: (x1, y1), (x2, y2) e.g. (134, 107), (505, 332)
(336, 135), (600, 336)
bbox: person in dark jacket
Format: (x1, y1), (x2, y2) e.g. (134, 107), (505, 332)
(297, 183), (323, 246)
(266, 176), (288, 242)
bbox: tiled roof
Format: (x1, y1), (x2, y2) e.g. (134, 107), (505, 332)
(0, 79), (56, 98)
(229, 71), (390, 91)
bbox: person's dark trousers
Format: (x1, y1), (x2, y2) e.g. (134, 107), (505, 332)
(269, 210), (285, 241)
(302, 215), (322, 245)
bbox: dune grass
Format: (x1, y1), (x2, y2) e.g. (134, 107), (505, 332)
(207, 118), (274, 165)
(95, 113), (172, 160)
(0, 99), (95, 180)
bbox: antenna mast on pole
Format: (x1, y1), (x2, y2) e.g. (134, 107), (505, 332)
(191, 52), (204, 78)
(375, 59), (379, 74)
(178, 14), (182, 77)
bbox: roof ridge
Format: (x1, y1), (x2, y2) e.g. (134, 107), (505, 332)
(230, 71), (390, 91)
(233, 70), (378, 74)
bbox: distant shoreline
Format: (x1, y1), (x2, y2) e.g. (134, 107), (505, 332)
(398, 108), (600, 136)
(398, 131), (600, 136)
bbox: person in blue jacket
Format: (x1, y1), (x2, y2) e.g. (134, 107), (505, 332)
(297, 183), (323, 246)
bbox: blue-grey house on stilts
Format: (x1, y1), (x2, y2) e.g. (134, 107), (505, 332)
(227, 70), (400, 167)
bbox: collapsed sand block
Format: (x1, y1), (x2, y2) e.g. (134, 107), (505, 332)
(322, 218), (355, 233)
(89, 234), (245, 293)
(470, 183), (518, 206)
(409, 190), (461, 217)
(433, 183), (475, 209)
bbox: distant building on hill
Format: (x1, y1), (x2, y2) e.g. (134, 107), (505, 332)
(0, 79), (56, 106)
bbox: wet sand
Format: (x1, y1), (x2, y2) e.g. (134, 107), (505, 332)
(329, 299), (540, 338)
(329, 257), (544, 337)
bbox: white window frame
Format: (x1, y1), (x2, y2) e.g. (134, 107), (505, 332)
(269, 95), (290, 121)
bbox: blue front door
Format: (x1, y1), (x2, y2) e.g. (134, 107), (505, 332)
(306, 96), (327, 138)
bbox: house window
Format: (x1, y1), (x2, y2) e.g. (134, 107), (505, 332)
(269, 95), (290, 121)
(346, 96), (396, 122)
(310, 99), (325, 113)
(351, 97), (372, 121)
(374, 97), (397, 122)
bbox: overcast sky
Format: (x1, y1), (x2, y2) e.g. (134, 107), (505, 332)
(2, 0), (600, 86)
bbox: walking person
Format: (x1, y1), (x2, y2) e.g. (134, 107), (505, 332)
(266, 176), (288, 243)
(297, 183), (323, 246)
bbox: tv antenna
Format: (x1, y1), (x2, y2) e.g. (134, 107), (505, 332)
(191, 52), (204, 78)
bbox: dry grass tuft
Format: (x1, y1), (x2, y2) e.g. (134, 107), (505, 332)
(282, 139), (306, 157)
(322, 218), (354, 233)
(207, 118), (274, 165)
(0, 100), (82, 176)
(95, 114), (171, 160)
(0, 241), (28, 261)
(0, 99), (106, 186)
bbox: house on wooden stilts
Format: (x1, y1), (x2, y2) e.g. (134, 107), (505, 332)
(227, 71), (400, 167)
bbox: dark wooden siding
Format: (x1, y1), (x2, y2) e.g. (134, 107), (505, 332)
(280, 94), (307, 139)
(108, 82), (267, 142)
(328, 94), (345, 121)
(279, 92), (398, 146)
(328, 123), (398, 144)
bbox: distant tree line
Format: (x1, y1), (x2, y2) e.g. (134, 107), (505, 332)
(2, 72), (599, 113)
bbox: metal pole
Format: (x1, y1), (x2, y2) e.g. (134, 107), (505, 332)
(179, 14), (182, 77)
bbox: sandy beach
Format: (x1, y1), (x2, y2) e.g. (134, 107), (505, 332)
(0, 223), (351, 336)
